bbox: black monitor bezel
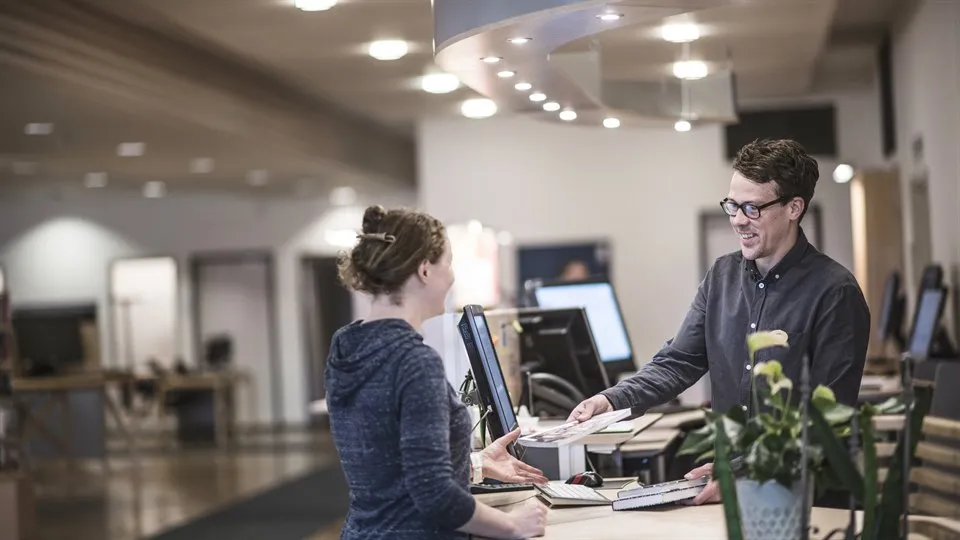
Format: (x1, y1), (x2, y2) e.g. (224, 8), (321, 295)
(877, 271), (905, 349)
(515, 306), (611, 396)
(907, 286), (947, 360)
(458, 305), (518, 445)
(532, 277), (636, 380)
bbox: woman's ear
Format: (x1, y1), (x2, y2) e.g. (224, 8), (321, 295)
(417, 260), (430, 283)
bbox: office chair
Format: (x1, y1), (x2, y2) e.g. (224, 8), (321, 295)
(205, 335), (233, 370)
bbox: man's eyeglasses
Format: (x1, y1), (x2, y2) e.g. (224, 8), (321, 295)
(720, 196), (791, 219)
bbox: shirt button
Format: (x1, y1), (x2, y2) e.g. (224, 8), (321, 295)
(775, 274), (780, 280)
(758, 282), (765, 289)
(742, 405), (748, 412)
(750, 323), (757, 329)
(746, 364), (752, 371)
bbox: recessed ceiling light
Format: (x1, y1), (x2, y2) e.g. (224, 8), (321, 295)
(368, 39), (408, 61)
(461, 98), (498, 119)
(542, 101), (561, 112)
(529, 92), (547, 102)
(294, 0), (337, 11)
(559, 109), (577, 121)
(421, 72), (460, 94)
(190, 157), (215, 174)
(24, 122), (54, 135)
(247, 169), (270, 186)
(661, 22), (700, 43)
(117, 142), (145, 157)
(11, 161), (37, 175)
(497, 70), (516, 78)
(84, 172), (108, 188)
(833, 164), (855, 183)
(508, 37), (531, 45)
(515, 82), (533, 91)
(481, 56), (502, 64)
(143, 181), (166, 198)
(603, 117), (621, 129)
(673, 60), (708, 80)
(597, 12), (623, 21)
(329, 186), (358, 206)
(674, 120), (692, 132)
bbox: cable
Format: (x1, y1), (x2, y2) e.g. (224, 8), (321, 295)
(488, 494), (540, 508)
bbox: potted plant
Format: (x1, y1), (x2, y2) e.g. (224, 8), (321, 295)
(677, 330), (932, 540)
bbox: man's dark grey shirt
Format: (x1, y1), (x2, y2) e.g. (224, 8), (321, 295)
(602, 228), (870, 416)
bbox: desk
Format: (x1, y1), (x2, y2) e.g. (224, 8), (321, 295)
(155, 371), (251, 448)
(476, 488), (862, 539)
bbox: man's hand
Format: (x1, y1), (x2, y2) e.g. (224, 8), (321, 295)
(482, 428), (549, 485)
(566, 395), (613, 423)
(681, 462), (721, 505)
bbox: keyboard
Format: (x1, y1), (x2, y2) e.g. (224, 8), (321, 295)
(535, 481), (611, 506)
(470, 483), (534, 495)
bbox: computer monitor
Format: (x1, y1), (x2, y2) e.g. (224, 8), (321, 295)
(12, 304), (96, 375)
(458, 305), (518, 446)
(516, 307), (610, 398)
(907, 287), (947, 360)
(877, 271), (906, 351)
(532, 279), (635, 380)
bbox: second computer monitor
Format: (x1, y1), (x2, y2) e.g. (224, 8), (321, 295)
(908, 287), (948, 360)
(516, 307), (610, 397)
(533, 279), (635, 380)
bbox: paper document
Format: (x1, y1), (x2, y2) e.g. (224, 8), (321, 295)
(518, 409), (633, 448)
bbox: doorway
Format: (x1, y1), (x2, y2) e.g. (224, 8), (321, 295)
(191, 251), (280, 427)
(301, 256), (355, 409)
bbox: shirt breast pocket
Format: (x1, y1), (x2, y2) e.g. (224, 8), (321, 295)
(754, 330), (809, 381)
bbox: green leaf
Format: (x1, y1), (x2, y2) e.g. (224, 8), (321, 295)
(873, 397), (905, 415)
(859, 411), (878, 540)
(812, 385), (837, 409)
(877, 385), (934, 540)
(820, 402), (856, 425)
(678, 422), (715, 457)
(713, 418), (744, 540)
(809, 405), (865, 502)
(753, 360), (785, 381)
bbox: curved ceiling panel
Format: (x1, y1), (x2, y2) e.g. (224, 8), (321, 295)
(433, 0), (838, 129)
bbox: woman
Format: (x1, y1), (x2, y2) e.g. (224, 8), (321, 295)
(326, 205), (549, 540)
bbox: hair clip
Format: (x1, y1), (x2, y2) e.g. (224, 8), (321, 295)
(357, 232), (396, 244)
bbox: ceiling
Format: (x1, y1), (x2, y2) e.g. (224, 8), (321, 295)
(0, 0), (906, 194)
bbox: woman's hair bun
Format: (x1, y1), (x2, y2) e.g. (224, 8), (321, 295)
(362, 205), (387, 234)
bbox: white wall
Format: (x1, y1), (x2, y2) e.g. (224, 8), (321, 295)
(418, 88), (885, 402)
(0, 187), (414, 425)
(111, 257), (178, 370)
(892, 0), (960, 334)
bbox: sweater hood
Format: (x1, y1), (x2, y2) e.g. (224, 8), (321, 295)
(325, 319), (423, 406)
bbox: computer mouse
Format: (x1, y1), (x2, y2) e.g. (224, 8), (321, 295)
(565, 471), (603, 488)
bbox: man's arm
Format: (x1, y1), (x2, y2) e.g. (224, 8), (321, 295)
(600, 276), (710, 412)
(810, 282), (871, 407)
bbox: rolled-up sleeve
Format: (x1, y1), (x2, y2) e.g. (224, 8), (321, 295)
(602, 276), (710, 411)
(810, 283), (870, 406)
(396, 351), (476, 530)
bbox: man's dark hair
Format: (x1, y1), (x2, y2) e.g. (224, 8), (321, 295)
(732, 138), (819, 221)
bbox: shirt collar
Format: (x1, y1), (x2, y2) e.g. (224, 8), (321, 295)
(743, 227), (810, 282)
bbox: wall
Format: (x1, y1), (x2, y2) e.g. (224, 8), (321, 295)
(892, 0), (960, 336)
(110, 256), (179, 370)
(0, 187), (414, 425)
(418, 88), (885, 403)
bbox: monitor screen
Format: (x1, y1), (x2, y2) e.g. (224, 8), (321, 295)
(908, 288), (945, 359)
(877, 271), (901, 342)
(457, 306), (517, 441)
(534, 281), (632, 363)
(517, 307), (610, 397)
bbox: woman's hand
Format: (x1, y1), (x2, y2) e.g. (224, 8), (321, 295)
(482, 428), (549, 485)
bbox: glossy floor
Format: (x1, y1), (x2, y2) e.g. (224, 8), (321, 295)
(30, 430), (340, 540)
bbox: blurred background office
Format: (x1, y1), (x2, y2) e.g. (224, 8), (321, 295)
(0, 0), (958, 538)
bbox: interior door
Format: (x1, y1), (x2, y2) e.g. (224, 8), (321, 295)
(302, 256), (354, 405)
(194, 254), (277, 426)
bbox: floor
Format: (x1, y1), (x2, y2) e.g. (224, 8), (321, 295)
(28, 429), (343, 540)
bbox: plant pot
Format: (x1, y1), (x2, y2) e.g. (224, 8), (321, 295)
(735, 479), (810, 540)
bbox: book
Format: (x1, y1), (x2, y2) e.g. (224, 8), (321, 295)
(612, 476), (709, 511)
(518, 409), (633, 448)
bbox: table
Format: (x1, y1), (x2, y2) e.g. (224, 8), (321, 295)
(476, 489), (861, 540)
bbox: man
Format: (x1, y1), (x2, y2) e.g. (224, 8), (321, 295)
(568, 138), (870, 504)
